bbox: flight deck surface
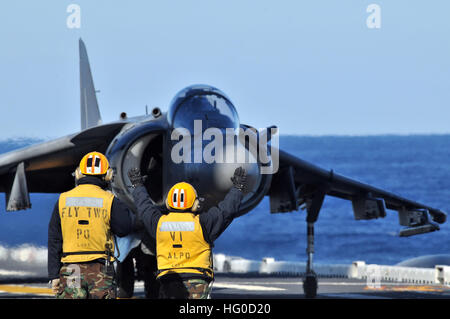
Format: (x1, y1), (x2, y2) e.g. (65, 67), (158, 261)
(0, 275), (449, 299)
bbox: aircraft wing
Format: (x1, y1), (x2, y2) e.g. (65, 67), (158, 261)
(0, 122), (127, 211)
(268, 148), (446, 236)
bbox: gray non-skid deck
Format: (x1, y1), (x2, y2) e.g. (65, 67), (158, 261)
(0, 275), (449, 299)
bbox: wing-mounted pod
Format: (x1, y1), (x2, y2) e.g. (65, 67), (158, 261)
(269, 166), (298, 213)
(398, 208), (439, 237)
(6, 162), (31, 211)
(352, 196), (386, 220)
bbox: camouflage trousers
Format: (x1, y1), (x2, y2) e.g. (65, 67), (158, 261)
(159, 278), (213, 299)
(56, 262), (116, 299)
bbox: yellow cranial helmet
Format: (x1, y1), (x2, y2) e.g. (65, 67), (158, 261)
(76, 151), (113, 181)
(166, 182), (199, 212)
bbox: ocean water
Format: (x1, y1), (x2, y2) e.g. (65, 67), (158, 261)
(1, 135), (450, 266)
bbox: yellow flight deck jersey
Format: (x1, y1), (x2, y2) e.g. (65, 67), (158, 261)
(58, 184), (115, 263)
(156, 212), (213, 279)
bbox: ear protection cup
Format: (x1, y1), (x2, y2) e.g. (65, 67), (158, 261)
(74, 167), (83, 180)
(191, 198), (200, 212)
(75, 166), (113, 182)
(104, 168), (114, 182)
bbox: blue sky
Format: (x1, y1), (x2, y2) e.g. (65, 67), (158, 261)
(1, 1), (450, 138)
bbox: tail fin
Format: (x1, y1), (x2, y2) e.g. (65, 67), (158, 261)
(79, 38), (102, 130)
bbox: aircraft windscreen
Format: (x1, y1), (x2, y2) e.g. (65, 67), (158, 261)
(171, 94), (239, 132)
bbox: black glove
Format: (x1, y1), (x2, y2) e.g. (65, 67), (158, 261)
(128, 168), (147, 188)
(231, 167), (247, 192)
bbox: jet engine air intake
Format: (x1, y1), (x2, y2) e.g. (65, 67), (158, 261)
(106, 117), (168, 211)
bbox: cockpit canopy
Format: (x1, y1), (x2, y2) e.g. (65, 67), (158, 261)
(167, 85), (240, 133)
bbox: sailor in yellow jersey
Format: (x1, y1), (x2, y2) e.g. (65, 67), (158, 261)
(128, 167), (247, 299)
(47, 152), (135, 299)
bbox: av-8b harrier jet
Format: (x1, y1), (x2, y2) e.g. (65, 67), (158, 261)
(0, 39), (446, 298)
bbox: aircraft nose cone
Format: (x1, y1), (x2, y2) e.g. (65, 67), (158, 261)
(211, 142), (260, 194)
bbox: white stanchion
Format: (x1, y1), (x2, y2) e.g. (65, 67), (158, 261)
(213, 254), (450, 286)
